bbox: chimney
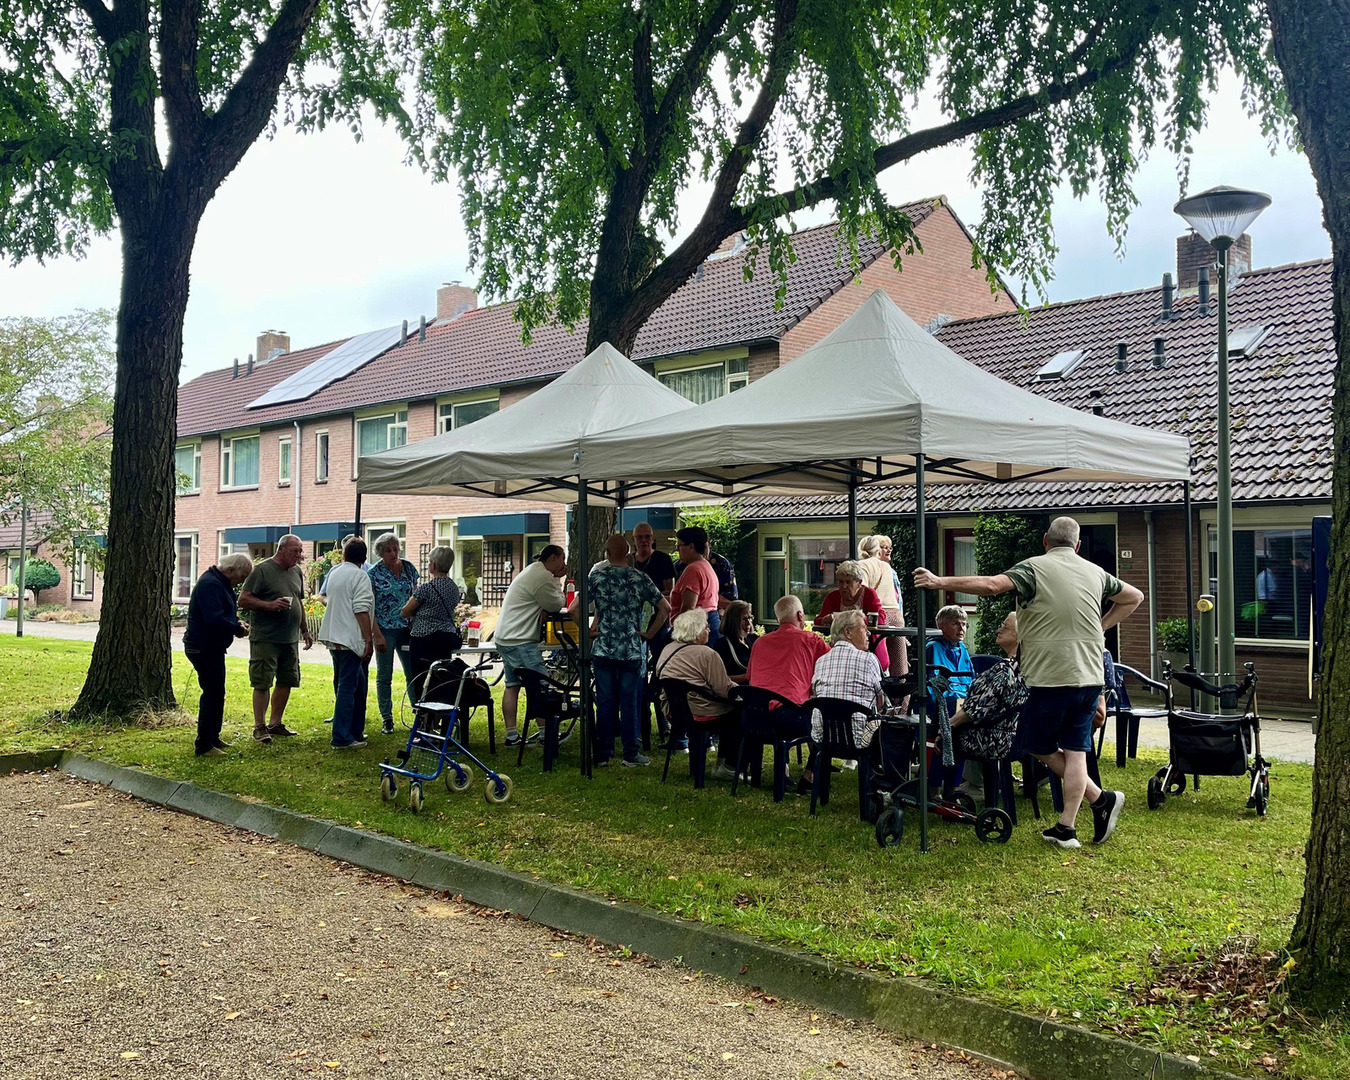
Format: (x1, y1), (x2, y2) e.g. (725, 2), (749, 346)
(232, 357), (239, 379)
(401, 318), (409, 345)
(256, 330), (289, 363)
(1198, 267), (1211, 315)
(1114, 341), (1130, 374)
(246, 352), (254, 376)
(436, 281), (478, 321)
(1152, 336), (1168, 369)
(418, 315), (427, 342)
(1160, 273), (1175, 320)
(1176, 231), (1252, 290)
(1088, 389), (1105, 417)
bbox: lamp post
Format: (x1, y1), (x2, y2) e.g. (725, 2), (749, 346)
(1174, 185), (1270, 682)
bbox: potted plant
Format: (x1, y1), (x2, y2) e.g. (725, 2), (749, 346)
(1156, 616), (1191, 674)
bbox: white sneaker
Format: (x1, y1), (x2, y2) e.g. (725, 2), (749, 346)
(709, 762), (737, 781)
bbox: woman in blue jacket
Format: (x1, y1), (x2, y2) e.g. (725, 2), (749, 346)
(184, 553), (254, 755)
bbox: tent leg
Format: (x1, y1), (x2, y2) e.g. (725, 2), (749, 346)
(577, 486), (593, 778)
(1183, 479), (1195, 707)
(353, 493), (363, 541)
(847, 463), (858, 557)
(915, 454), (928, 855)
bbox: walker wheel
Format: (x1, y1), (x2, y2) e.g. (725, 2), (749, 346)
(380, 773), (395, 802)
(483, 773), (513, 805)
(1164, 771), (1187, 797)
(446, 765), (473, 793)
(974, 807), (1013, 844)
(875, 806), (904, 848)
(952, 791), (978, 817)
(1255, 785), (1268, 817)
(409, 781), (424, 814)
(1146, 776), (1164, 810)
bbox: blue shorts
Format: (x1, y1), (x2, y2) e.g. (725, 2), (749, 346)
(1019, 685), (1102, 756)
(497, 643), (547, 688)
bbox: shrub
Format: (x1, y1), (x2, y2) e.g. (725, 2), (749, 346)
(1157, 616), (1192, 654)
(21, 558), (60, 603)
(971, 514), (1046, 655)
(678, 501), (752, 560)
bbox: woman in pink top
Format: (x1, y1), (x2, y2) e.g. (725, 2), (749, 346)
(814, 559), (888, 669)
(673, 526), (722, 644)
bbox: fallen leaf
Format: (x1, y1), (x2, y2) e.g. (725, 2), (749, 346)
(721, 1052), (736, 1061)
(223, 1011), (241, 1021)
(323, 1062), (341, 1069)
(121, 1052), (140, 1060)
(549, 952), (565, 958)
(809, 1028), (821, 1035)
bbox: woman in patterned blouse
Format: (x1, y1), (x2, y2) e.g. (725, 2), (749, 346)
(367, 532), (419, 733)
(402, 545), (463, 690)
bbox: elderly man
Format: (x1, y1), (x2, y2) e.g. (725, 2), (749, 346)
(809, 609), (888, 749)
(183, 552), (254, 756)
(915, 516), (1143, 848)
(572, 533), (671, 767)
(319, 538), (376, 749)
(239, 533), (312, 744)
(747, 595), (829, 710)
(496, 544), (569, 746)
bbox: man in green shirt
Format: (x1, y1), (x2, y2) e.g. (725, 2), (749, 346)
(239, 534), (313, 743)
(914, 517), (1143, 849)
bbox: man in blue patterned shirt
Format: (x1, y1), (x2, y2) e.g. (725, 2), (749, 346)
(575, 533), (671, 767)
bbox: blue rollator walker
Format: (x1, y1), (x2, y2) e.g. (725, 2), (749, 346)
(379, 658), (513, 812)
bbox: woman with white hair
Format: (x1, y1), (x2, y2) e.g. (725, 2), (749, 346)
(183, 552), (254, 756)
(402, 545), (463, 687)
(813, 559), (890, 671)
(655, 609), (740, 780)
(858, 535), (907, 676)
(367, 531), (419, 734)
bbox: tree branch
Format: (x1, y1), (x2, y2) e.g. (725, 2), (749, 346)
(201, 0), (321, 192)
(633, 9), (656, 141)
(540, 18), (613, 160)
(74, 0), (117, 46)
(652, 0), (737, 139)
(159, 0), (206, 154)
(725, 25), (1153, 233)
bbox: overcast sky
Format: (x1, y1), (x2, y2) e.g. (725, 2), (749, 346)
(0, 73), (1329, 384)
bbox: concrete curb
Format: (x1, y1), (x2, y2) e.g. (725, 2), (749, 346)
(5, 752), (1240, 1080)
(0, 750), (63, 773)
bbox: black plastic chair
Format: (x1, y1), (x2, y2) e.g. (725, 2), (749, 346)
(659, 679), (735, 789)
(801, 696), (875, 821)
(1111, 664), (1170, 767)
(733, 686), (811, 802)
(515, 668), (578, 773)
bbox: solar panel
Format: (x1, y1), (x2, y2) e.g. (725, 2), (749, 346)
(247, 323), (409, 409)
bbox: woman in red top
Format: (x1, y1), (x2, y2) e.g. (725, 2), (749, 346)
(813, 559), (889, 668)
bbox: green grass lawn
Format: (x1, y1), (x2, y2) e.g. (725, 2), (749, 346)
(1, 637), (1344, 1077)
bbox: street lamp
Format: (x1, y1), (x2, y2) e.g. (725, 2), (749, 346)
(1174, 184), (1271, 684)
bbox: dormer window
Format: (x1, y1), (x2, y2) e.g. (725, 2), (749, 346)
(1034, 350), (1086, 382)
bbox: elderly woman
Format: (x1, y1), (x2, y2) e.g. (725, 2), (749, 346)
(952, 612), (1022, 729)
(401, 545), (463, 691)
(858, 535), (908, 676)
(712, 599), (758, 682)
(183, 552), (254, 757)
(813, 559), (889, 670)
(655, 609), (740, 781)
(367, 532), (419, 734)
(925, 604), (975, 713)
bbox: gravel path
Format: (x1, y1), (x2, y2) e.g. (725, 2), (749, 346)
(1, 772), (998, 1080)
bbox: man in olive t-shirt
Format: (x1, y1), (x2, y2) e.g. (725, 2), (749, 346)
(239, 534), (312, 743)
(914, 516), (1143, 849)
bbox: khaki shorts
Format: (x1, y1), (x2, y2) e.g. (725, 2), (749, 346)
(249, 640), (302, 690)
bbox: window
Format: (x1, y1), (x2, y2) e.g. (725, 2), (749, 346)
(438, 396), (499, 433)
(220, 434), (260, 489)
(175, 442), (201, 495)
(71, 548), (94, 600)
(1208, 526), (1313, 642)
(315, 430), (329, 482)
(364, 521), (407, 552)
(174, 533), (198, 602)
(355, 409), (408, 472)
(787, 536), (851, 619)
(1034, 350), (1086, 382)
(726, 355), (749, 392)
(278, 436), (292, 485)
(658, 358), (749, 404)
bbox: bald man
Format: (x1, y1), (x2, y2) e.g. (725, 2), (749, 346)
(571, 533), (671, 767)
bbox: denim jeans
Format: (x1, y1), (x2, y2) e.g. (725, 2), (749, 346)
(705, 608), (722, 646)
(331, 648), (369, 746)
(374, 624), (417, 721)
(593, 657), (645, 762)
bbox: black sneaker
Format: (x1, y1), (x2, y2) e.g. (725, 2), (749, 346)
(1041, 822), (1081, 850)
(621, 753), (651, 768)
(381, 719), (396, 736)
(1091, 790), (1124, 844)
(504, 731), (523, 747)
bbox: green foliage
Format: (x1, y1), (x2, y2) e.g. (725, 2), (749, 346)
(0, 311), (113, 564)
(971, 514), (1045, 655)
(678, 501), (752, 559)
(1156, 616), (1192, 654)
(871, 520), (918, 628)
(404, 0), (1289, 337)
(21, 558), (60, 602)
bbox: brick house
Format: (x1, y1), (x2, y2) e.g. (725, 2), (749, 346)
(740, 236), (1332, 717)
(169, 197), (1012, 606)
(0, 512), (102, 612)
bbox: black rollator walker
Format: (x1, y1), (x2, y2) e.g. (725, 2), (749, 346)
(1148, 661), (1270, 816)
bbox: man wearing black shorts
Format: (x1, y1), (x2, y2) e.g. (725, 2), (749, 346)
(914, 516), (1143, 848)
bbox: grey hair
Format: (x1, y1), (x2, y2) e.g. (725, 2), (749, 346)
(835, 559), (866, 584)
(373, 531), (400, 556)
(218, 553), (254, 577)
(428, 545), (456, 574)
(774, 594), (804, 623)
(671, 608), (709, 643)
(1045, 516), (1081, 548)
(277, 533), (301, 549)
(936, 604), (968, 626)
(858, 535), (884, 559)
(830, 608), (868, 644)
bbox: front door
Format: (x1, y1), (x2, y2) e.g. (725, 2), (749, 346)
(1080, 524), (1119, 658)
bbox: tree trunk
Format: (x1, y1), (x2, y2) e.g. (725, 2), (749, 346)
(71, 209), (199, 718)
(1265, 0), (1350, 1011)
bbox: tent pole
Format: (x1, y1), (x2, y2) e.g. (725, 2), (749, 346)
(915, 454), (928, 855)
(577, 484), (593, 777)
(1183, 480), (1195, 669)
(847, 461), (858, 557)
(353, 493), (363, 541)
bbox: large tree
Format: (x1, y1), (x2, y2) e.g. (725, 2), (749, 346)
(1264, 0), (1350, 1012)
(0, 2), (409, 715)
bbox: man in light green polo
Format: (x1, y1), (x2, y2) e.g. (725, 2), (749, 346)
(914, 516), (1143, 849)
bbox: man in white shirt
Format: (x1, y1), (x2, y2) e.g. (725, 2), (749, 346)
(494, 544), (568, 746)
(318, 538), (376, 749)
